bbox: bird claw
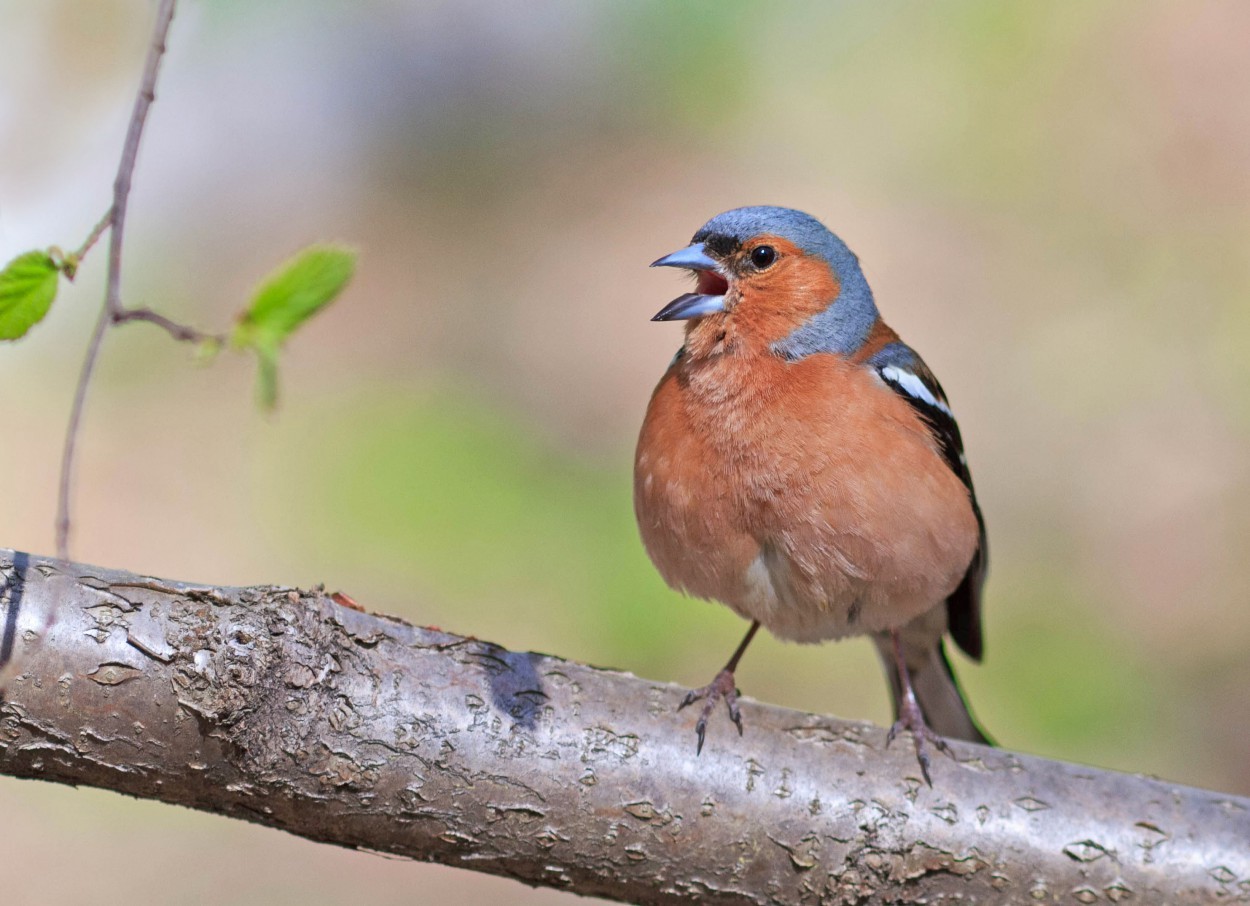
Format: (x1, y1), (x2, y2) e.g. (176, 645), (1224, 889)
(678, 668), (741, 755)
(727, 697), (744, 735)
(886, 696), (954, 787)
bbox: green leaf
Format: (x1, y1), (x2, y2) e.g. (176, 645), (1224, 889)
(255, 345), (279, 411)
(230, 244), (354, 411)
(232, 245), (355, 352)
(195, 336), (223, 364)
(0, 251), (60, 340)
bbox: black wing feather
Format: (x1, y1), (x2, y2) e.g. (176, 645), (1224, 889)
(871, 344), (987, 661)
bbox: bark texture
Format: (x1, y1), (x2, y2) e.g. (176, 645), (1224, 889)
(1, 548), (1247, 904)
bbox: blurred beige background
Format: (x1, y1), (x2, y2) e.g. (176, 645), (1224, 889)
(2, 1), (1249, 903)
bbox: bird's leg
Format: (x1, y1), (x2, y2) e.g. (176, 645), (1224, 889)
(884, 629), (952, 786)
(678, 620), (760, 755)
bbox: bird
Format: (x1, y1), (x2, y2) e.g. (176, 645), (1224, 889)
(633, 206), (989, 783)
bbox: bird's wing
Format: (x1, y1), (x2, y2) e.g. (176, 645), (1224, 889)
(867, 341), (987, 661)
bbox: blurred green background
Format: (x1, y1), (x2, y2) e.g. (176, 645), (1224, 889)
(3, 1), (1249, 903)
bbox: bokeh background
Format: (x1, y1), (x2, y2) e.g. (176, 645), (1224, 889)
(2, 1), (1249, 903)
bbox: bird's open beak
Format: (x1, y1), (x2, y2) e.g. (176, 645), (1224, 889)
(649, 242), (728, 321)
(651, 243), (719, 272)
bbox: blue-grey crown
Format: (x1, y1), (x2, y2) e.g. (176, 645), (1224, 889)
(692, 206), (879, 359)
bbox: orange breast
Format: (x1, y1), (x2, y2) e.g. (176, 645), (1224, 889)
(634, 349), (978, 642)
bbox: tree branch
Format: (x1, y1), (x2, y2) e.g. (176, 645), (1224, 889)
(104, 0), (177, 322)
(55, 0), (178, 560)
(55, 304), (114, 560)
(112, 306), (223, 344)
(1, 549), (1246, 904)
(66, 205), (116, 278)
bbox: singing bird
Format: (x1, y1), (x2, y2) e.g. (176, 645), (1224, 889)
(634, 206), (989, 781)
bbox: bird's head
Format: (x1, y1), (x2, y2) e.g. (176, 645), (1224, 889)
(650, 206), (879, 358)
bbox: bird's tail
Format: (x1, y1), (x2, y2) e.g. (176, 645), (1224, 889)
(874, 635), (991, 746)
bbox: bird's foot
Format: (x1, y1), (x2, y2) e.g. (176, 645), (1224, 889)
(677, 668), (742, 755)
(885, 694), (952, 786)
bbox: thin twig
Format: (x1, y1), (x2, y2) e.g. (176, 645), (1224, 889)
(55, 0), (178, 560)
(55, 306), (113, 560)
(113, 307), (223, 345)
(104, 0), (176, 318)
(71, 205), (116, 269)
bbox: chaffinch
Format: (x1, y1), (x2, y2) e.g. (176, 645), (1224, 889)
(634, 206), (989, 782)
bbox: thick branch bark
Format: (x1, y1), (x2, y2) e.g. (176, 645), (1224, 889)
(0, 549), (1246, 904)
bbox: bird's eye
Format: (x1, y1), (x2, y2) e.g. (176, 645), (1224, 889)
(750, 245), (777, 269)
